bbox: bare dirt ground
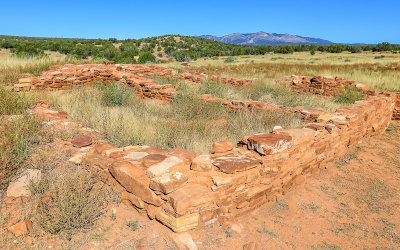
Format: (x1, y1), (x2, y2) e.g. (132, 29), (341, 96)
(190, 121), (400, 249)
(2, 122), (399, 249)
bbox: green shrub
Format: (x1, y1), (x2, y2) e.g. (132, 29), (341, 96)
(334, 87), (365, 104)
(99, 82), (131, 107)
(212, 56), (219, 60)
(224, 57), (235, 63)
(374, 55), (385, 59)
(138, 51), (156, 64)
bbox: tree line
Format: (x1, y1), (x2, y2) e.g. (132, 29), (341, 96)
(1, 35), (398, 63)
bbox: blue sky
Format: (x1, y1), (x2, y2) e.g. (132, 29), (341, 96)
(1, 0), (399, 44)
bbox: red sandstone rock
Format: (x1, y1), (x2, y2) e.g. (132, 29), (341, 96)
(109, 161), (163, 206)
(142, 154), (167, 168)
(211, 153), (260, 173)
(71, 135), (93, 148)
(149, 171), (189, 194)
(169, 148), (197, 165)
(190, 154), (213, 172)
(247, 133), (292, 155)
(169, 184), (214, 214)
(211, 141), (233, 154)
(8, 219), (33, 237)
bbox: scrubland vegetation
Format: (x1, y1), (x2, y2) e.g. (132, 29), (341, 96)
(0, 35), (399, 248)
(31, 83), (303, 153)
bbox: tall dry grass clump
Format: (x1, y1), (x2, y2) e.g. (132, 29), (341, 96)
(33, 168), (109, 239)
(0, 87), (42, 189)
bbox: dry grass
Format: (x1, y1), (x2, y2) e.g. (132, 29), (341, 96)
(161, 52), (400, 92)
(154, 76), (344, 112)
(0, 49), (87, 86)
(33, 167), (110, 239)
(28, 84), (303, 153)
(0, 87), (44, 189)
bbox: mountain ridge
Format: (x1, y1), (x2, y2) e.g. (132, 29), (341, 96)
(198, 31), (334, 45)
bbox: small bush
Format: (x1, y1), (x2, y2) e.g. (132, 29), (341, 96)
(138, 51), (156, 64)
(126, 220), (139, 231)
(334, 87), (365, 104)
(224, 57), (235, 63)
(99, 82), (131, 107)
(374, 55), (385, 59)
(212, 56), (219, 60)
(35, 168), (108, 237)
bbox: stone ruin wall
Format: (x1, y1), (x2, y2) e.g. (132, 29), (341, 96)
(290, 75), (377, 96)
(20, 64), (399, 233)
(74, 93), (395, 233)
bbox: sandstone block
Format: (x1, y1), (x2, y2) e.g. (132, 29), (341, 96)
(109, 161), (163, 206)
(142, 154), (167, 168)
(190, 154), (213, 172)
(7, 169), (41, 198)
(247, 133), (292, 155)
(124, 151), (149, 161)
(71, 135), (93, 148)
(212, 154), (260, 173)
(150, 171), (188, 194)
(146, 156), (184, 178)
(8, 219), (33, 237)
(211, 141), (233, 153)
(169, 184), (214, 214)
(156, 210), (199, 233)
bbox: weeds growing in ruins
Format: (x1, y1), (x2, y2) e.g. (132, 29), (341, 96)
(34, 168), (109, 238)
(334, 87), (365, 104)
(0, 87), (43, 189)
(32, 86), (303, 153)
(99, 82), (131, 107)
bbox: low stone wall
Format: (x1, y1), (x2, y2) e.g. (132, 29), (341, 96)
(20, 65), (399, 233)
(180, 73), (253, 87)
(290, 75), (377, 96)
(76, 93), (396, 233)
(15, 64), (177, 102)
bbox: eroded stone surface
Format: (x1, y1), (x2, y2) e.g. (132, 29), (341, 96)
(7, 169), (41, 198)
(156, 211), (199, 233)
(247, 133), (292, 155)
(150, 171), (188, 194)
(211, 154), (260, 173)
(8, 219), (33, 237)
(190, 154), (213, 172)
(146, 156), (184, 178)
(169, 184), (214, 215)
(71, 135), (93, 148)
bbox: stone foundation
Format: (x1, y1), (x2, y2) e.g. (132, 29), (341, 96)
(290, 75), (377, 96)
(25, 65), (399, 233)
(78, 93), (396, 233)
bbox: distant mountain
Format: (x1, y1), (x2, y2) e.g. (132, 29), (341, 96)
(198, 31), (334, 46)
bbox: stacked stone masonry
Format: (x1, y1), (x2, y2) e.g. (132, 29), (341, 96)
(76, 93), (396, 233)
(25, 64), (399, 233)
(290, 75), (377, 96)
